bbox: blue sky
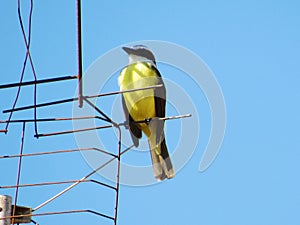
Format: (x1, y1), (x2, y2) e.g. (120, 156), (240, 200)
(1, 0), (300, 225)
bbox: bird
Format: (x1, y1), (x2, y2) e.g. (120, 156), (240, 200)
(118, 45), (174, 180)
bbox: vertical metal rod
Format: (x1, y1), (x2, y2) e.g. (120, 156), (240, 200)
(0, 195), (12, 225)
(26, 0), (39, 137)
(16, 0), (38, 137)
(77, 0), (83, 108)
(114, 127), (122, 225)
(5, 0), (30, 133)
(11, 122), (26, 224)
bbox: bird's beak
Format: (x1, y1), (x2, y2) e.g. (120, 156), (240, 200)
(122, 46), (135, 55)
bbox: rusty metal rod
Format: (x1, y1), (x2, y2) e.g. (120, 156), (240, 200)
(0, 147), (117, 159)
(0, 209), (114, 221)
(0, 179), (116, 191)
(34, 124), (113, 138)
(88, 84), (163, 98)
(33, 114), (191, 138)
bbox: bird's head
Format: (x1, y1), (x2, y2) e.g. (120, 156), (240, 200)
(122, 45), (156, 66)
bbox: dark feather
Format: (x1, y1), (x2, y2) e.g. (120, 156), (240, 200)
(152, 65), (166, 145)
(121, 95), (141, 147)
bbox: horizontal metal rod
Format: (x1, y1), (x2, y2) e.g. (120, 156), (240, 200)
(162, 113), (192, 120)
(34, 114), (191, 138)
(0, 209), (114, 221)
(0, 179), (116, 191)
(3, 97), (76, 113)
(0, 147), (117, 159)
(0, 115), (105, 124)
(0, 75), (77, 89)
(87, 84), (163, 98)
(3, 84), (163, 113)
(35, 124), (113, 138)
(134, 113), (192, 124)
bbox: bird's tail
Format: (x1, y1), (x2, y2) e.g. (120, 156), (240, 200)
(148, 137), (174, 181)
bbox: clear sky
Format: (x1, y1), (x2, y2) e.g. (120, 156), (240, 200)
(1, 0), (300, 225)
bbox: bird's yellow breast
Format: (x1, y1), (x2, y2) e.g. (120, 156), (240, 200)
(119, 62), (158, 123)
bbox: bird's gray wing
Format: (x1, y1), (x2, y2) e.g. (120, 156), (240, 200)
(121, 95), (142, 147)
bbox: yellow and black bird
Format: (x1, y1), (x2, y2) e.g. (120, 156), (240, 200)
(119, 45), (174, 180)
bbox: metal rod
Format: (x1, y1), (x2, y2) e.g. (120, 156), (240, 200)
(134, 113), (192, 124)
(0, 115), (105, 124)
(33, 114), (191, 138)
(3, 97), (76, 113)
(34, 124), (113, 138)
(3, 84), (163, 113)
(5, 0), (32, 133)
(88, 84), (163, 98)
(11, 122), (26, 225)
(0, 209), (114, 221)
(0, 147), (117, 159)
(4, 113), (190, 125)
(83, 97), (113, 123)
(0, 75), (77, 89)
(31, 219), (38, 225)
(77, 0), (83, 108)
(0, 179), (116, 191)
(17, 0), (38, 136)
(33, 144), (134, 212)
(114, 127), (122, 225)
